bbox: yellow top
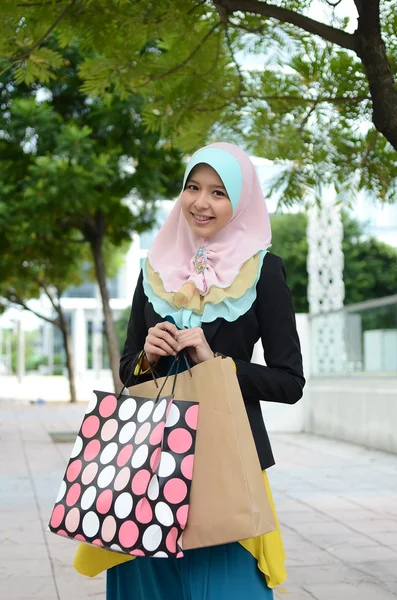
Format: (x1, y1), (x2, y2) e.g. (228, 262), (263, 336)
(73, 471), (286, 590)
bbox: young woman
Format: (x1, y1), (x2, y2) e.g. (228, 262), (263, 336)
(74, 141), (305, 599)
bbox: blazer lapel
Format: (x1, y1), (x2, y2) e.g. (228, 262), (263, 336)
(202, 318), (223, 347)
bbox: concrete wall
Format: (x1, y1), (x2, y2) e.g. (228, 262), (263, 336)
(305, 377), (397, 454)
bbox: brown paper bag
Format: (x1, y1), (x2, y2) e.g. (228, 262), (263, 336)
(129, 356), (276, 549)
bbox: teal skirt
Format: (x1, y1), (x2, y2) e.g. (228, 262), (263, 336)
(106, 542), (273, 600)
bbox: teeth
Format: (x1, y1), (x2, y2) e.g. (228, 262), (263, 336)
(194, 215), (211, 221)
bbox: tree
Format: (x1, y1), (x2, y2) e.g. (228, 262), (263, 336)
(270, 212), (397, 312)
(0, 1), (396, 203)
(0, 219), (85, 402)
(0, 42), (185, 392)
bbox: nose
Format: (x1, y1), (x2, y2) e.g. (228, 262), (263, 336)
(194, 190), (210, 211)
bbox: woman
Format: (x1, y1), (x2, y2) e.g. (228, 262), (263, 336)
(74, 142), (305, 599)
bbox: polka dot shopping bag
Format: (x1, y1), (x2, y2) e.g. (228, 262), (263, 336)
(49, 355), (199, 558)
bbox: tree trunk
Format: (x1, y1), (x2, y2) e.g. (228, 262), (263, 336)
(354, 0), (397, 151)
(90, 232), (122, 394)
(58, 309), (77, 404)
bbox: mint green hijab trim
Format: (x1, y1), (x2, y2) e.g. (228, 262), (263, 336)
(142, 251), (267, 329)
(183, 148), (243, 213)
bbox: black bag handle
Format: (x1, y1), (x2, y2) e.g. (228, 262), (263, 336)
(117, 349), (193, 401)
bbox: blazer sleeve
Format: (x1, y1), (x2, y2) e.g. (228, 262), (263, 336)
(234, 254), (305, 404)
(119, 270), (153, 386)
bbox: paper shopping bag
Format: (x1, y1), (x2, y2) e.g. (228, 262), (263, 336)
(129, 356), (275, 549)
(48, 387), (199, 558)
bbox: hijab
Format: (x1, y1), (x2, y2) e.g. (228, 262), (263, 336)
(142, 142), (271, 328)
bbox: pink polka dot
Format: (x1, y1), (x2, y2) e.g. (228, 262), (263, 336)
(96, 489), (113, 514)
(176, 551), (184, 558)
(149, 422), (165, 446)
(130, 549), (145, 556)
(92, 538), (104, 547)
(102, 515), (117, 543)
(135, 422), (151, 445)
(50, 504), (65, 529)
(163, 479), (187, 505)
(82, 415), (100, 439)
(167, 428), (192, 454)
(74, 534), (86, 542)
(114, 466), (131, 491)
(101, 418), (118, 442)
(84, 439), (101, 461)
(65, 507), (81, 533)
(181, 455), (195, 480)
(99, 394), (117, 418)
(166, 527), (178, 554)
(135, 497), (153, 524)
(185, 405), (199, 430)
(117, 444), (133, 467)
(149, 447), (161, 471)
(81, 462), (99, 485)
(66, 483), (81, 507)
(57, 529), (68, 537)
(176, 505), (189, 528)
(131, 469), (151, 496)
(66, 459), (82, 482)
(118, 520), (139, 548)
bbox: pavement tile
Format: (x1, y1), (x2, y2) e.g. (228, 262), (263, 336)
(2, 402), (397, 600)
(304, 581), (397, 600)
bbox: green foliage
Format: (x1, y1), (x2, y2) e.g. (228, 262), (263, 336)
(0, 41), (184, 317)
(270, 211), (397, 312)
(1, 0), (396, 204)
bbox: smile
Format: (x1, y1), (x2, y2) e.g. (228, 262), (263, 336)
(191, 213), (214, 223)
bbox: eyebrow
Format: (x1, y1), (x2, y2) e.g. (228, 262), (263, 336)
(187, 178), (226, 190)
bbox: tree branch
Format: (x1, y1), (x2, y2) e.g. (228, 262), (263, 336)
(245, 93), (369, 104)
(5, 291), (59, 327)
(134, 21), (221, 88)
(213, 0), (356, 51)
(0, 0), (77, 78)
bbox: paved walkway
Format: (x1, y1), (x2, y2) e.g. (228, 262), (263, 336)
(1, 401), (397, 600)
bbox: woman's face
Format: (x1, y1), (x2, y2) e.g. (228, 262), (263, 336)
(181, 164), (233, 238)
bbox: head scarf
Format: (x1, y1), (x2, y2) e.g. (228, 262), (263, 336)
(142, 142), (271, 328)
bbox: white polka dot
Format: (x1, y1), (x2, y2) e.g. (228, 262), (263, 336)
(82, 511), (100, 537)
(100, 442), (118, 465)
(97, 465), (116, 488)
(81, 486), (97, 510)
(119, 422), (136, 444)
(137, 400), (155, 423)
(152, 398), (168, 423)
(148, 474), (160, 501)
(158, 452), (176, 478)
(131, 444), (149, 469)
(119, 397), (137, 421)
(155, 502), (174, 527)
(153, 551), (168, 558)
(86, 392), (98, 414)
(114, 492), (133, 519)
(56, 480), (66, 502)
(110, 543), (123, 552)
(142, 524), (162, 552)
(165, 404), (180, 428)
(70, 436), (83, 459)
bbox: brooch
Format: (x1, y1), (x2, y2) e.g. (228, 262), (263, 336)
(193, 245), (208, 274)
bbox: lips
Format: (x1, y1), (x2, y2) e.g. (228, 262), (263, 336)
(192, 213), (214, 223)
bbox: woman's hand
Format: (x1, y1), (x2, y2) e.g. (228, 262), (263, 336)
(175, 327), (214, 365)
(144, 321), (180, 365)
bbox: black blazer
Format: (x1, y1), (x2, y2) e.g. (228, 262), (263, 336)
(120, 252), (305, 470)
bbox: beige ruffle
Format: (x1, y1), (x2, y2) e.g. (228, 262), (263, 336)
(146, 252), (261, 316)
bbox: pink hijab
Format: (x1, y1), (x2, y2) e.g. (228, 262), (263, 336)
(147, 142), (271, 295)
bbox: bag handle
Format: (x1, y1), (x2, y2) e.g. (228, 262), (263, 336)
(117, 349), (193, 401)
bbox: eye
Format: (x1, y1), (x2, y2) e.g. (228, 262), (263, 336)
(213, 189), (227, 197)
(186, 183), (198, 191)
